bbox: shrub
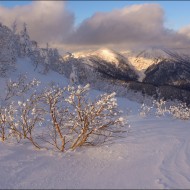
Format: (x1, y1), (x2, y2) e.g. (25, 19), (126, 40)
(0, 77), (128, 152)
(140, 98), (190, 120)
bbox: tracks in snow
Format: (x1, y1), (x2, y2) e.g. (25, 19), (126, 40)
(159, 136), (190, 188)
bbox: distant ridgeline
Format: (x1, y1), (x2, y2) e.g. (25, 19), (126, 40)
(0, 22), (190, 105)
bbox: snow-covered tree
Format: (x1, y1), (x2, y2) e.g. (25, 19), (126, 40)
(0, 23), (17, 77)
(19, 23), (32, 56)
(69, 64), (78, 85)
(11, 20), (17, 34)
(47, 48), (63, 74)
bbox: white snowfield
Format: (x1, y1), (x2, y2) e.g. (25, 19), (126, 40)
(1, 113), (190, 189)
(0, 59), (190, 189)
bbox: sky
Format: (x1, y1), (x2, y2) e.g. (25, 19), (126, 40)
(1, 1), (190, 30)
(67, 1), (190, 30)
(0, 1), (190, 52)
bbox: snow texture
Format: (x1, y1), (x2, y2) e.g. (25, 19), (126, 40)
(0, 58), (190, 189)
(0, 101), (190, 189)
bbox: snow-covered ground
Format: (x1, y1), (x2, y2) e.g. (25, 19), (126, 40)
(0, 59), (190, 189)
(1, 109), (190, 189)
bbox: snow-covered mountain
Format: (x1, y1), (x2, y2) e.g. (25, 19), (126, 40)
(121, 47), (190, 84)
(125, 47), (171, 71)
(69, 48), (139, 82)
(73, 48), (128, 67)
(124, 47), (190, 90)
(70, 47), (190, 85)
(1, 21), (190, 105)
(144, 57), (190, 90)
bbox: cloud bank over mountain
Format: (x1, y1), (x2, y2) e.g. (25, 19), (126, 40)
(0, 1), (74, 44)
(67, 4), (190, 50)
(0, 2), (190, 50)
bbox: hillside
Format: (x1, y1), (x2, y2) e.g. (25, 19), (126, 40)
(144, 56), (190, 90)
(0, 59), (190, 188)
(0, 57), (190, 189)
(0, 22), (190, 189)
(66, 47), (190, 104)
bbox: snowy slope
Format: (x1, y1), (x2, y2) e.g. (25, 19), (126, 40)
(1, 58), (190, 189)
(14, 58), (69, 86)
(0, 57), (70, 120)
(0, 99), (190, 189)
(0, 58), (69, 98)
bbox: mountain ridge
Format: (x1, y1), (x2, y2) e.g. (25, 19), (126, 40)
(1, 22), (190, 104)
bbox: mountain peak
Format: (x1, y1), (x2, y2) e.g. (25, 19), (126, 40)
(72, 48), (126, 67)
(92, 48), (120, 64)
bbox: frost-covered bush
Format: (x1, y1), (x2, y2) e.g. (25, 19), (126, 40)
(64, 84), (127, 150)
(36, 85), (68, 152)
(169, 103), (190, 120)
(153, 99), (168, 116)
(140, 103), (154, 117)
(36, 84), (127, 151)
(0, 77), (128, 152)
(3, 74), (40, 101)
(140, 98), (190, 120)
(0, 103), (17, 142)
(0, 75), (41, 143)
(0, 106), (8, 142)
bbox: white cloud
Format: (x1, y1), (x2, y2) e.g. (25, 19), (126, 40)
(66, 4), (190, 50)
(0, 2), (190, 51)
(0, 1), (74, 44)
(179, 25), (190, 39)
